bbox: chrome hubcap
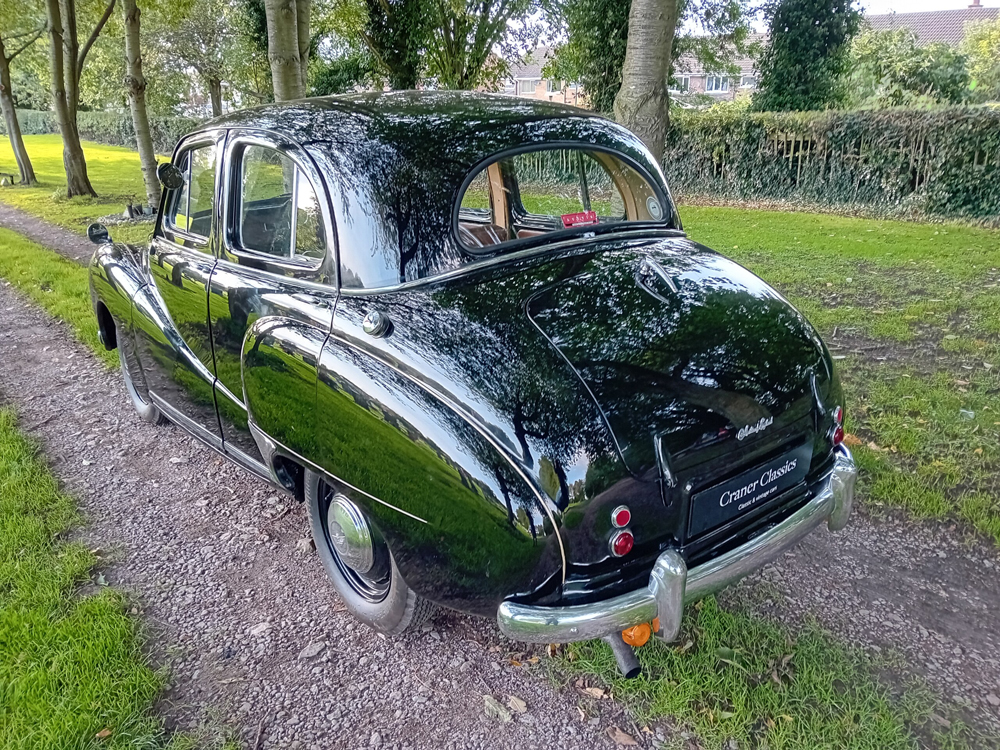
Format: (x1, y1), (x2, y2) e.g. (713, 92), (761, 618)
(326, 493), (374, 574)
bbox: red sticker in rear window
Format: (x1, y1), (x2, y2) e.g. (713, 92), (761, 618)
(561, 210), (598, 228)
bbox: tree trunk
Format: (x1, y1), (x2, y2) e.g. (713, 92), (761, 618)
(263, 0), (305, 101)
(46, 0), (97, 197)
(0, 36), (37, 185)
(296, 0), (311, 94)
(613, 0), (679, 163)
(122, 0), (160, 209)
(208, 77), (223, 116)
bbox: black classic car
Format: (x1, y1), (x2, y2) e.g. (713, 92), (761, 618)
(89, 92), (856, 676)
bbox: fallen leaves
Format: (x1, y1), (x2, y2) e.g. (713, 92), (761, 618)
(95, 728), (112, 740)
(506, 695), (527, 714)
(483, 695), (511, 722)
(606, 726), (638, 746)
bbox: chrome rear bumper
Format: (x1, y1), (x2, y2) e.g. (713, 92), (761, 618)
(497, 445), (856, 644)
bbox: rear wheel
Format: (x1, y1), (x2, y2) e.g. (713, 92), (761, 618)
(304, 469), (434, 634)
(118, 344), (167, 425)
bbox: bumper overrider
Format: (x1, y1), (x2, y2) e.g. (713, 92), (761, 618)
(497, 445), (857, 644)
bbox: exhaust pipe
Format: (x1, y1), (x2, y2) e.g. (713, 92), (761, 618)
(602, 634), (641, 679)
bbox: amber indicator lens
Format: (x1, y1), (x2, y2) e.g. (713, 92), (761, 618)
(611, 505), (631, 528)
(621, 623), (651, 647)
(611, 530), (634, 557)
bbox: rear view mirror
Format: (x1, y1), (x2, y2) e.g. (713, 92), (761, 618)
(87, 223), (111, 245)
(157, 162), (185, 190)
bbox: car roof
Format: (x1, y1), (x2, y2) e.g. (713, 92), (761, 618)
(190, 91), (677, 288)
(198, 90), (602, 141)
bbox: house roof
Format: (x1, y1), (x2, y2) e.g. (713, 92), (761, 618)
(865, 6), (1000, 46)
(508, 46), (555, 80)
(674, 33), (765, 78)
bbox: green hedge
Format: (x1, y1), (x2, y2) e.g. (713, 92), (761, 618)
(663, 105), (1000, 222)
(3, 109), (201, 154)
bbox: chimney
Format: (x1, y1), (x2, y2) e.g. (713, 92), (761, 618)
(969, 0), (980, 7)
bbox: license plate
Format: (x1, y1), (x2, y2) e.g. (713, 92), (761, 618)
(688, 444), (812, 538)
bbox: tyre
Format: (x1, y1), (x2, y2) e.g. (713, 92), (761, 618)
(305, 469), (435, 634)
(118, 344), (167, 425)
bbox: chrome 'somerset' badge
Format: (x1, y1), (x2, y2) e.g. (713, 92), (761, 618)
(737, 416), (774, 441)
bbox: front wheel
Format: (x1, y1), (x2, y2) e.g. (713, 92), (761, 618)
(118, 344), (167, 425)
(304, 469), (434, 634)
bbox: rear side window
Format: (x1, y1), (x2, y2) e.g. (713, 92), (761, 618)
(166, 144), (216, 238)
(457, 147), (666, 251)
(236, 145), (326, 261)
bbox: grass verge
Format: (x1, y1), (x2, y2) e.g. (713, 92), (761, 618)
(0, 134), (156, 245)
(0, 227), (115, 367)
(0, 407), (165, 748)
(560, 598), (977, 750)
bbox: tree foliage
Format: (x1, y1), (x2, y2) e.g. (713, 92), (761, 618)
(846, 28), (972, 108)
(545, 0), (753, 114)
(751, 0), (861, 112)
(961, 15), (1000, 102)
(425, 0), (539, 90)
(361, 0), (430, 88)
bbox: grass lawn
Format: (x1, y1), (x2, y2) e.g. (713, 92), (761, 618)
(560, 598), (976, 749)
(0, 134), (157, 245)
(0, 407), (168, 748)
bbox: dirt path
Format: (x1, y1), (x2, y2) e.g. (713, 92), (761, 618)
(0, 201), (95, 264)
(1, 273), (999, 744)
(0, 281), (638, 749)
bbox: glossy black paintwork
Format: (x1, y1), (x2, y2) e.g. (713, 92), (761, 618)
(89, 92), (843, 617)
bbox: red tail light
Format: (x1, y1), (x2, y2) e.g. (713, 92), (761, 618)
(611, 505), (631, 528)
(832, 405), (844, 445)
(611, 530), (634, 557)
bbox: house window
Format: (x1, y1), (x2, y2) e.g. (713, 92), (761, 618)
(673, 76), (690, 92)
(740, 76), (756, 88)
(706, 76), (729, 93)
(517, 79), (539, 95)
(546, 79), (560, 93)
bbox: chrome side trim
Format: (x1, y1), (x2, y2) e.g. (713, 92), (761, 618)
(497, 446), (856, 644)
(149, 393), (223, 450)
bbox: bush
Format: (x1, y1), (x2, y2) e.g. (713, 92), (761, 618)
(2, 110), (201, 154)
(663, 105), (1000, 222)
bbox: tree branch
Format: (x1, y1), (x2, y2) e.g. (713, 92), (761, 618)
(77, 0), (116, 80)
(8, 26), (46, 61)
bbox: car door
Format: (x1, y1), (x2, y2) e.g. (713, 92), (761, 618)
(133, 132), (225, 446)
(207, 132), (338, 472)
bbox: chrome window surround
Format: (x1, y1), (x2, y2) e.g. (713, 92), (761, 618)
(221, 132), (335, 272)
(497, 445), (857, 644)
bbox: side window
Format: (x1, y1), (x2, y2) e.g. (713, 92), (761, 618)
(166, 144), (217, 238)
(237, 144), (327, 261)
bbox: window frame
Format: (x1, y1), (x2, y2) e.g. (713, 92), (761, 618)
(221, 133), (333, 272)
(706, 75), (730, 93)
(452, 142), (674, 255)
(159, 136), (221, 250)
(740, 76), (756, 89)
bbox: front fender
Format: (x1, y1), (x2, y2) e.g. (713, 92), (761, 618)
(89, 242), (147, 339)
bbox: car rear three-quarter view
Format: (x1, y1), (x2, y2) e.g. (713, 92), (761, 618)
(87, 91), (857, 677)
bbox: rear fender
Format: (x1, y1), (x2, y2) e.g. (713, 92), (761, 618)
(310, 335), (563, 616)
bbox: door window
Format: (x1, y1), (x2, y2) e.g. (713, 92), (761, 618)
(166, 144), (217, 238)
(237, 144), (327, 261)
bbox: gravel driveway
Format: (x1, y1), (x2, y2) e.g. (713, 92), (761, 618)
(1, 278), (999, 746)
